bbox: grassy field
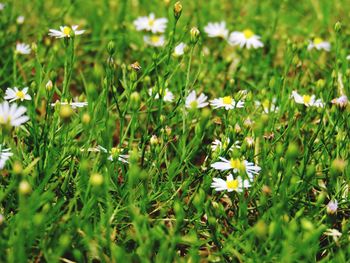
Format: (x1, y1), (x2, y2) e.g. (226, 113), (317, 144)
(0, 0), (349, 262)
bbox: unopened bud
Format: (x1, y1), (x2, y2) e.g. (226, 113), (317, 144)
(334, 21), (342, 33)
(174, 1), (182, 20)
(190, 27), (200, 44)
(82, 113), (91, 124)
(13, 161), (23, 175)
(150, 135), (159, 145)
(19, 180), (32, 195)
(46, 80), (53, 91)
(130, 92), (141, 111)
(107, 41), (116, 55)
(60, 105), (74, 120)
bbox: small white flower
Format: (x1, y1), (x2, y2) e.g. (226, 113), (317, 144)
(51, 100), (88, 109)
(228, 29), (263, 49)
(211, 157), (261, 180)
(4, 87), (31, 102)
(211, 138), (240, 152)
(0, 145), (13, 170)
(98, 146), (129, 163)
(204, 21), (229, 39)
(331, 95), (348, 108)
(15, 43), (31, 55)
(16, 16), (25, 24)
(211, 174), (250, 193)
(143, 35), (165, 47)
(307, 38), (330, 51)
(0, 3), (5, 11)
(48, 25), (85, 38)
(134, 13), (168, 33)
(148, 88), (174, 102)
(326, 200), (338, 215)
(185, 90), (208, 109)
(346, 55), (350, 60)
(324, 228), (342, 242)
(173, 42), (186, 57)
(0, 101), (29, 127)
(291, 90), (324, 107)
(210, 96), (244, 110)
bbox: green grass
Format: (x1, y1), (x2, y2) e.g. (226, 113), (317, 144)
(0, 0), (349, 262)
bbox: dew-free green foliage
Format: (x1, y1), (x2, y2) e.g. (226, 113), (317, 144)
(0, 0), (349, 262)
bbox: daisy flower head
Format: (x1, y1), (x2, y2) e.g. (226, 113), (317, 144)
(4, 87), (31, 102)
(307, 37), (330, 51)
(210, 96), (244, 110)
(185, 90), (208, 109)
(204, 21), (229, 39)
(331, 95), (348, 108)
(173, 42), (187, 57)
(291, 90), (324, 107)
(16, 16), (25, 24)
(134, 13), (168, 33)
(51, 100), (88, 109)
(107, 147), (129, 163)
(211, 138), (240, 152)
(0, 145), (13, 170)
(211, 157), (261, 180)
(15, 43), (31, 55)
(143, 35), (165, 47)
(0, 101), (29, 127)
(228, 29), (263, 49)
(48, 25), (85, 38)
(148, 87), (174, 102)
(211, 174), (251, 193)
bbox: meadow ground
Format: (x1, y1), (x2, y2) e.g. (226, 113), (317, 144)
(0, 0), (349, 262)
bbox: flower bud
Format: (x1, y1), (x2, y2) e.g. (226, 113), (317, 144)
(130, 92), (141, 111)
(82, 113), (91, 124)
(190, 27), (200, 44)
(13, 161), (23, 175)
(326, 200), (338, 215)
(90, 173), (103, 186)
(174, 1), (182, 20)
(19, 180), (32, 195)
(150, 135), (159, 145)
(107, 41), (116, 55)
(60, 104), (74, 120)
(334, 21), (342, 33)
(46, 80), (53, 91)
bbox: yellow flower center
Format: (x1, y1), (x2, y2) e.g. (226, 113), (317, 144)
(151, 35), (160, 43)
(313, 37), (323, 45)
(243, 29), (254, 39)
(63, 26), (72, 36)
(16, 90), (25, 99)
(148, 19), (155, 27)
(222, 96), (233, 105)
(111, 147), (121, 156)
(190, 100), (198, 108)
(226, 179), (239, 190)
(230, 159), (245, 171)
(303, 95), (311, 104)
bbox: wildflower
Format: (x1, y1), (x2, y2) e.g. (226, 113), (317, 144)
(143, 35), (165, 47)
(210, 96), (244, 110)
(211, 174), (250, 192)
(228, 29), (263, 49)
(90, 173), (103, 186)
(15, 43), (31, 55)
(19, 180), (32, 195)
(211, 157), (261, 179)
(51, 100), (88, 109)
(255, 98), (278, 113)
(211, 138), (240, 152)
(307, 38), (330, 51)
(173, 1), (182, 19)
(150, 135), (159, 145)
(204, 21), (229, 39)
(291, 90), (324, 107)
(0, 145), (13, 170)
(46, 80), (53, 91)
(326, 200), (338, 215)
(190, 27), (200, 44)
(97, 146), (129, 163)
(185, 90), (208, 109)
(331, 95), (348, 108)
(134, 13), (168, 33)
(16, 16), (25, 24)
(0, 101), (29, 127)
(245, 137), (254, 147)
(346, 55), (350, 60)
(48, 25), (85, 38)
(0, 3), (4, 11)
(149, 87), (174, 102)
(173, 42), (186, 57)
(131, 61), (142, 71)
(324, 228), (342, 243)
(4, 87), (31, 102)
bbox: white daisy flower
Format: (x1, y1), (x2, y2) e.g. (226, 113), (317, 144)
(4, 87), (31, 102)
(133, 13), (168, 33)
(255, 98), (278, 113)
(0, 101), (29, 127)
(173, 42), (187, 57)
(346, 55), (350, 60)
(307, 38), (330, 51)
(48, 25), (85, 38)
(210, 96), (244, 110)
(16, 16), (25, 24)
(331, 95), (348, 108)
(211, 174), (251, 193)
(0, 145), (13, 170)
(228, 29), (264, 49)
(211, 138), (240, 152)
(97, 146), (129, 163)
(148, 88), (174, 102)
(204, 21), (229, 39)
(291, 90), (324, 107)
(185, 90), (208, 109)
(211, 157), (261, 180)
(51, 100), (88, 109)
(143, 35), (165, 47)
(15, 43), (31, 55)
(0, 3), (5, 11)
